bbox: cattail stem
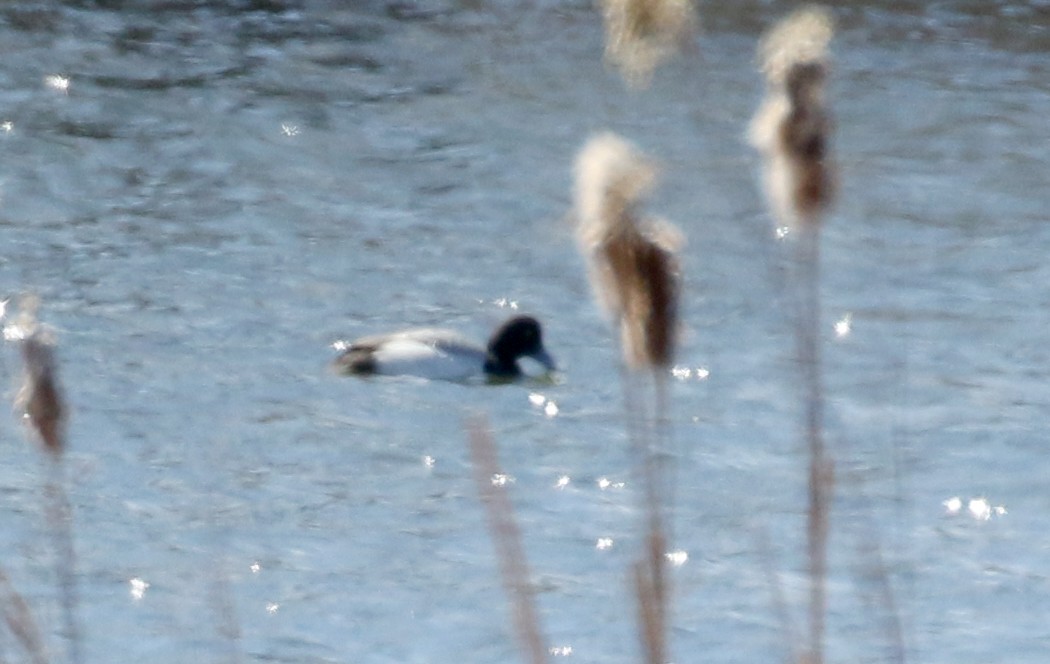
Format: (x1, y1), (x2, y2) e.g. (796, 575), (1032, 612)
(208, 560), (243, 664)
(794, 225), (833, 664)
(467, 416), (547, 664)
(0, 567), (49, 664)
(44, 459), (82, 664)
(11, 300), (80, 664)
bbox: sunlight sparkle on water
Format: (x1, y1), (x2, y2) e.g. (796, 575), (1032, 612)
(529, 392), (559, 417)
(672, 365), (709, 381)
(555, 475), (570, 489)
(423, 455), (436, 468)
(250, 562), (261, 574)
(775, 226), (791, 240)
(266, 602), (280, 614)
(493, 297), (519, 310)
(3, 323), (27, 341)
(665, 550), (688, 566)
(943, 495), (1006, 520)
(1, 121), (11, 134)
(596, 537), (614, 550)
(550, 646), (573, 656)
(491, 473), (514, 487)
(969, 499), (992, 521)
(129, 577), (149, 601)
(597, 477), (625, 490)
(280, 123), (300, 137)
(834, 313), (852, 338)
(943, 496), (963, 515)
(44, 74), (69, 93)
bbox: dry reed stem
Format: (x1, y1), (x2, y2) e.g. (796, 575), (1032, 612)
(0, 568), (49, 664)
(600, 0), (697, 88)
(10, 299), (81, 664)
(796, 228), (833, 664)
(750, 8), (836, 664)
(632, 524), (667, 664)
(856, 521), (907, 664)
(756, 527), (802, 664)
(43, 471), (81, 664)
(209, 565), (243, 664)
(574, 132), (681, 663)
(467, 415), (547, 664)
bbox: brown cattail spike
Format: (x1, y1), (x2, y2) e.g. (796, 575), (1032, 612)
(749, 6), (835, 230)
(782, 61), (831, 220)
(574, 133), (681, 370)
(16, 320), (66, 457)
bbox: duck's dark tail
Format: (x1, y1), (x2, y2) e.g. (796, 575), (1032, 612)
(332, 346), (377, 375)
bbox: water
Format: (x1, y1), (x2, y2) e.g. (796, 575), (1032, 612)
(0, 1), (1048, 662)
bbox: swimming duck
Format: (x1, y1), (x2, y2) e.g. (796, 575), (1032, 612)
(333, 315), (556, 382)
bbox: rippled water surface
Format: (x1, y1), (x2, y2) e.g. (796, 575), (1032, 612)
(0, 1), (1048, 662)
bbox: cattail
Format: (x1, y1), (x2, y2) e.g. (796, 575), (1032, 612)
(9, 297), (81, 664)
(574, 132), (682, 370)
(11, 299), (66, 457)
(575, 134), (681, 664)
(749, 5), (835, 230)
(19, 332), (66, 456)
(750, 8), (837, 664)
(600, 0), (697, 88)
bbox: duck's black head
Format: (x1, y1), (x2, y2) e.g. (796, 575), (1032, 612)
(483, 316), (556, 377)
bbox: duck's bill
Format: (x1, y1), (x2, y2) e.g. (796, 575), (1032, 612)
(527, 349), (557, 373)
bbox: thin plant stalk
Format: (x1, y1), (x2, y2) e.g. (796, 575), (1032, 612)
(756, 527), (802, 664)
(0, 567), (49, 664)
(623, 370), (671, 664)
(749, 7), (836, 663)
(467, 415), (547, 664)
(795, 225), (832, 664)
(44, 462), (80, 664)
(208, 562), (243, 664)
(573, 133), (681, 664)
(13, 302), (82, 664)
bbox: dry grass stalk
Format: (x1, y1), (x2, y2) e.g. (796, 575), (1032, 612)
(209, 565), (243, 664)
(600, 0), (697, 88)
(0, 568), (49, 664)
(633, 525), (667, 664)
(749, 5), (834, 231)
(467, 415), (548, 664)
(856, 521), (907, 664)
(8, 298), (82, 664)
(749, 8), (837, 664)
(574, 132), (682, 372)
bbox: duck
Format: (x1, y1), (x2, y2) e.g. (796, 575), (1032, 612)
(332, 315), (556, 382)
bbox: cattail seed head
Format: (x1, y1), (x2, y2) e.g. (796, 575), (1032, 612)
(749, 5), (836, 229)
(601, 0), (697, 88)
(11, 299), (66, 457)
(574, 133), (682, 370)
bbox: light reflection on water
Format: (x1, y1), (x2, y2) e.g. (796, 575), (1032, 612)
(0, 2), (1046, 663)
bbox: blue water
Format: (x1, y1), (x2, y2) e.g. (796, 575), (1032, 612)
(0, 1), (1047, 662)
